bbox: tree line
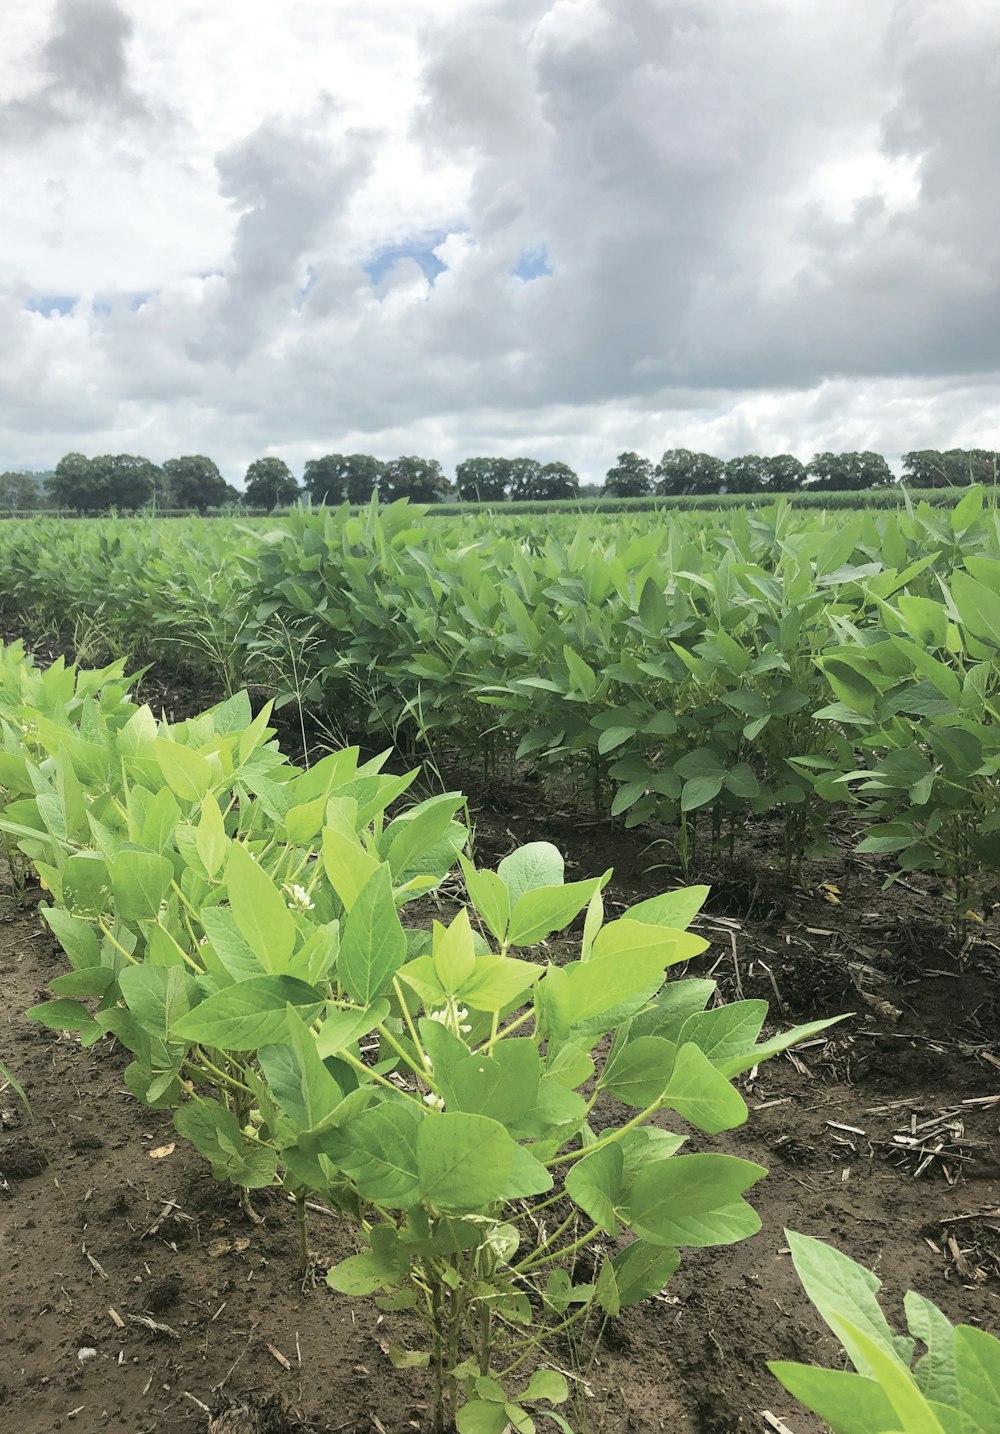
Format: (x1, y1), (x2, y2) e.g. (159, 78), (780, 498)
(0, 445), (995, 513)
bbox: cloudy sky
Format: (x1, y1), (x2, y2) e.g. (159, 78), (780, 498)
(1, 0), (998, 484)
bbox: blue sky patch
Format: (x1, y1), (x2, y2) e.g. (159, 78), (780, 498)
(25, 295), (77, 317)
(513, 245), (552, 281)
(365, 230), (456, 286)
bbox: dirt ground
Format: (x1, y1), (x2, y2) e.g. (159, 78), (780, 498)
(0, 629), (998, 1434)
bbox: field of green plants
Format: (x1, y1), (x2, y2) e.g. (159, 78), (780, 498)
(0, 488), (997, 919)
(0, 490), (998, 1433)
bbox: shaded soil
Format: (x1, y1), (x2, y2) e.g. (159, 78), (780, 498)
(0, 624), (998, 1432)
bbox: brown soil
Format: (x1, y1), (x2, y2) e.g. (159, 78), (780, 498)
(1, 630), (998, 1433)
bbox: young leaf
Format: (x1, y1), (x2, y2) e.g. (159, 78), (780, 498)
(601, 1036), (676, 1109)
(830, 1317), (946, 1434)
(226, 841), (297, 974)
(629, 1154), (766, 1246)
(458, 855), (510, 944)
(497, 843), (564, 909)
(611, 1241), (680, 1307)
(110, 849), (174, 922)
(339, 865), (406, 1005)
(786, 1231), (915, 1376)
(767, 1364), (901, 1434)
(507, 876), (607, 948)
(954, 1325), (1000, 1434)
(565, 1144), (624, 1234)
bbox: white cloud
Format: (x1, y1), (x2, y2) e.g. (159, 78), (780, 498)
(0, 0), (998, 483)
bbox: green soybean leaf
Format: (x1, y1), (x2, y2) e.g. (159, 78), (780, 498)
(629, 1154), (766, 1246)
(63, 852), (112, 918)
(384, 794), (466, 878)
(676, 1002), (768, 1069)
(591, 919), (708, 966)
(457, 955), (540, 1013)
(830, 1317), (945, 1434)
(339, 865), (406, 1005)
(786, 1231), (915, 1376)
(681, 775), (724, 811)
(508, 877), (605, 947)
(954, 1325), (1000, 1434)
(327, 1248), (401, 1296)
(41, 906), (100, 969)
(445, 1039), (541, 1126)
(497, 843), (564, 909)
(199, 907), (265, 983)
(456, 1401), (510, 1434)
(322, 824), (381, 912)
(522, 1371), (569, 1405)
(504, 1142), (554, 1199)
(154, 738), (214, 802)
(328, 1102), (423, 1205)
(767, 1364), (901, 1434)
(226, 841), (296, 974)
(315, 1000), (389, 1059)
(259, 1019), (343, 1132)
(611, 1241), (681, 1306)
(27, 997), (102, 1042)
(172, 976), (322, 1050)
(119, 965), (196, 1041)
(110, 849), (174, 922)
(625, 886), (710, 931)
(601, 1036), (676, 1109)
(661, 1042), (748, 1132)
(717, 1015), (845, 1079)
(174, 1097), (277, 1188)
(195, 793), (228, 880)
(458, 855), (510, 944)
(906, 1293), (957, 1408)
(565, 1144), (624, 1234)
(416, 1112), (516, 1213)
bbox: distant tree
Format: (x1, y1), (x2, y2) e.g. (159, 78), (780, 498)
(537, 462), (579, 499)
(804, 451), (894, 491)
(303, 453), (385, 504)
(455, 457), (511, 502)
(92, 454), (162, 510)
(507, 458), (544, 501)
(655, 449), (725, 496)
(243, 457), (300, 509)
(0, 471), (40, 512)
(723, 455), (769, 494)
(380, 456), (451, 503)
(604, 451), (654, 497)
(162, 456), (229, 511)
(902, 449), (998, 487)
(46, 452), (104, 510)
(761, 454), (806, 492)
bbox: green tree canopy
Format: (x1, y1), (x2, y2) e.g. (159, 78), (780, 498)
(162, 455), (230, 511)
(761, 454), (806, 492)
(302, 453), (386, 505)
(722, 455), (769, 493)
(46, 453), (104, 510)
(655, 449), (725, 496)
(96, 454), (162, 510)
(380, 456), (451, 503)
(243, 457), (300, 509)
(455, 457), (511, 502)
(604, 451), (654, 497)
(902, 448), (998, 487)
(804, 451), (894, 491)
(537, 461), (579, 499)
(0, 471), (40, 512)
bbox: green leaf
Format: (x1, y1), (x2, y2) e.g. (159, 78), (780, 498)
(326, 1248), (401, 1296)
(456, 1400), (511, 1434)
(629, 1154), (766, 1246)
(767, 1363), (901, 1434)
(458, 855), (510, 944)
(831, 1317), (945, 1434)
(27, 997), (102, 1042)
(786, 1231), (915, 1377)
(259, 1019), (343, 1132)
(677, 1001), (768, 1069)
(457, 955), (540, 1013)
(565, 1144), (624, 1234)
(681, 775), (724, 811)
(662, 1042), (748, 1132)
(172, 976), (323, 1050)
(154, 737), (214, 802)
(625, 886), (710, 930)
(906, 1293), (957, 1409)
(119, 965), (196, 1041)
(611, 1241), (680, 1306)
(416, 1112), (517, 1213)
(110, 849), (174, 922)
(331, 1102), (423, 1205)
(951, 571), (1000, 649)
(62, 852), (112, 918)
(508, 877), (605, 947)
(522, 1371), (569, 1405)
(174, 1096), (277, 1188)
(196, 793), (228, 880)
(597, 726), (635, 754)
(339, 865), (407, 1004)
(432, 910), (477, 992)
(718, 1015), (844, 1079)
(322, 824), (381, 912)
(315, 1000), (389, 1059)
(563, 646), (598, 699)
(601, 1036), (676, 1108)
(497, 842), (564, 909)
(384, 793), (466, 878)
(954, 1325), (1000, 1434)
(591, 918), (708, 967)
(226, 841), (297, 974)
(443, 1039), (541, 1127)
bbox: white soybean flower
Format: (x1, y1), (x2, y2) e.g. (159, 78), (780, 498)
(423, 1092), (445, 1112)
(422, 1054), (434, 1072)
(284, 882), (315, 912)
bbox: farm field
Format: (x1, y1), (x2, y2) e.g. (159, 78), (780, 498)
(0, 493), (998, 1434)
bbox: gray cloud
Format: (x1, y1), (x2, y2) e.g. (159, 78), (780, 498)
(0, 0), (151, 142)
